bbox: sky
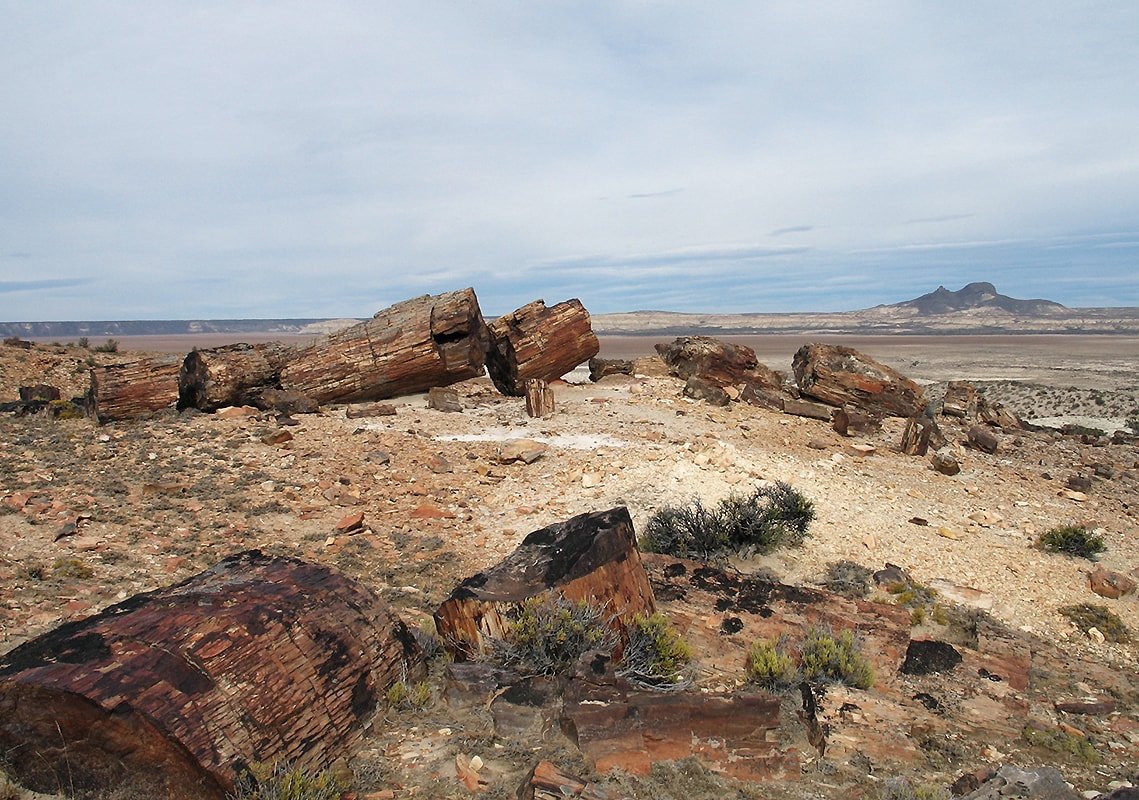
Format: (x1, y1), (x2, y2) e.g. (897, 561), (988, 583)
(2, 2), (1138, 321)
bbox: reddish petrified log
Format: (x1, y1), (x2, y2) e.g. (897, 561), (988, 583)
(434, 507), (655, 661)
(792, 343), (925, 418)
(88, 356), (183, 423)
(486, 299), (600, 396)
(280, 288), (489, 404)
(179, 341), (296, 411)
(0, 550), (425, 799)
(656, 336), (783, 393)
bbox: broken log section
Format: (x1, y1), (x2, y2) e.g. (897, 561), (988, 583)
(179, 341), (296, 411)
(88, 355), (183, 423)
(280, 287), (489, 404)
(434, 507), (655, 661)
(525, 378), (555, 417)
(486, 298), (600, 396)
(0, 550), (425, 799)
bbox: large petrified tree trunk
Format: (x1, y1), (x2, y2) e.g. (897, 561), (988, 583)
(88, 355), (183, 423)
(0, 550), (425, 800)
(279, 288), (489, 404)
(179, 341), (296, 411)
(434, 507), (655, 661)
(792, 343), (925, 419)
(486, 299), (600, 396)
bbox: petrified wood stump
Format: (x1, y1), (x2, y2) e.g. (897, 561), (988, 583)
(486, 298), (600, 396)
(88, 355), (183, 423)
(179, 341), (296, 411)
(0, 550), (425, 799)
(280, 287), (489, 404)
(434, 507), (655, 661)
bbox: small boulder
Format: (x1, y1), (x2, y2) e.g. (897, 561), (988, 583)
(931, 450), (961, 475)
(1088, 565), (1137, 599)
(499, 439), (548, 464)
(588, 357), (634, 382)
(683, 376), (730, 406)
(792, 343), (925, 418)
(428, 386), (462, 412)
(967, 425), (999, 454)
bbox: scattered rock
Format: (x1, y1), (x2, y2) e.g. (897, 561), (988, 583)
(428, 386), (463, 412)
(334, 511), (365, 533)
(345, 402), (397, 419)
(961, 765), (1079, 800)
(1089, 565), (1137, 599)
(967, 425), (999, 454)
(931, 450), (961, 475)
(968, 510), (1003, 528)
(588, 357), (634, 382)
(498, 439), (548, 464)
(260, 429), (294, 446)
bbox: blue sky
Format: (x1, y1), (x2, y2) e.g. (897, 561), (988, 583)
(2, 3), (1137, 320)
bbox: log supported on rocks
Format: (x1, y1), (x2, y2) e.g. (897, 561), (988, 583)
(792, 343), (925, 418)
(0, 550), (425, 800)
(280, 288), (489, 404)
(88, 355), (183, 423)
(486, 298), (600, 396)
(434, 507), (655, 661)
(179, 341), (296, 411)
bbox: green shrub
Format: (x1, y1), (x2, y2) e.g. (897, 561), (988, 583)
(823, 560), (874, 599)
(93, 338), (119, 353)
(879, 777), (951, 800)
(1038, 525), (1105, 560)
(619, 612), (693, 687)
(384, 679), (433, 711)
(640, 481), (814, 559)
(493, 595), (615, 676)
(745, 637), (799, 690)
(1059, 603), (1130, 643)
(799, 625), (874, 689)
(1022, 724), (1099, 765)
(77, 336), (89, 349)
(229, 760), (345, 800)
(52, 557), (92, 580)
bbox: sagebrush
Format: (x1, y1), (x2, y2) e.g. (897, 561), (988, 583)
(619, 612), (693, 687)
(491, 595), (615, 676)
(228, 760), (344, 800)
(1037, 524), (1105, 560)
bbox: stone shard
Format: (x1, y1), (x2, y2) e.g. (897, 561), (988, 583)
(0, 550), (425, 799)
(792, 343), (925, 418)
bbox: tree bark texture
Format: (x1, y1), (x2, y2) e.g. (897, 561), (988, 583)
(486, 299), (599, 396)
(179, 342), (296, 411)
(434, 507), (655, 662)
(0, 550), (425, 799)
(279, 288), (489, 404)
(88, 356), (183, 423)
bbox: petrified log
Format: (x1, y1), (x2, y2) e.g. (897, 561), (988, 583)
(19, 384), (61, 402)
(525, 378), (555, 417)
(486, 299), (600, 396)
(792, 343), (925, 418)
(655, 336), (782, 392)
(179, 341), (295, 411)
(434, 507), (655, 661)
(518, 759), (612, 800)
(88, 355), (183, 423)
(833, 406), (880, 436)
(977, 397), (1021, 429)
(942, 381), (977, 418)
(0, 550), (425, 799)
(588, 357), (634, 382)
(968, 424), (999, 453)
(901, 415), (945, 456)
(280, 288), (489, 404)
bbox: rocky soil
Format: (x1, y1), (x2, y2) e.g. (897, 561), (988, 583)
(1, 340), (1138, 799)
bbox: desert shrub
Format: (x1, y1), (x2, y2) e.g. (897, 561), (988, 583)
(77, 336), (89, 349)
(1059, 603), (1130, 643)
(1038, 524), (1105, 560)
(229, 759), (345, 800)
(799, 625), (875, 689)
(492, 595), (615, 676)
(640, 481), (814, 559)
(745, 637), (799, 691)
(93, 338), (119, 353)
(879, 777), (952, 800)
(49, 399), (85, 420)
(52, 557), (92, 580)
(1021, 724), (1099, 765)
(384, 679), (433, 711)
(619, 612), (693, 687)
(823, 560), (874, 599)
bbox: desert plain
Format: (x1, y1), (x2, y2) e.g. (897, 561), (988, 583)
(0, 330), (1137, 799)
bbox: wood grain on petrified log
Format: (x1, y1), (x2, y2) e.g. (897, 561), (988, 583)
(0, 550), (425, 799)
(280, 288), (489, 404)
(486, 299), (600, 396)
(792, 342), (925, 418)
(179, 341), (296, 411)
(434, 507), (655, 661)
(88, 356), (182, 423)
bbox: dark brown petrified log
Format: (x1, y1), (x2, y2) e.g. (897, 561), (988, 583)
(433, 507), (655, 661)
(655, 335), (783, 393)
(88, 355), (183, 423)
(792, 343), (925, 418)
(485, 299), (600, 396)
(279, 288), (489, 404)
(179, 341), (296, 411)
(0, 550), (425, 799)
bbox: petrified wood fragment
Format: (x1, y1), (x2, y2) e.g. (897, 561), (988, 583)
(792, 343), (925, 418)
(486, 298), (600, 396)
(280, 287), (489, 404)
(525, 378), (555, 417)
(179, 341), (295, 411)
(88, 355), (183, 423)
(656, 335), (783, 392)
(434, 507), (655, 661)
(0, 550), (425, 799)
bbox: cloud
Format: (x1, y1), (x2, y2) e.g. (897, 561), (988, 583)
(0, 278), (92, 294)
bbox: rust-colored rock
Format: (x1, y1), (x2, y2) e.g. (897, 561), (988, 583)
(518, 759), (615, 800)
(792, 343), (925, 418)
(942, 381), (978, 418)
(1088, 565), (1137, 599)
(433, 507), (655, 661)
(88, 356), (183, 423)
(280, 288), (488, 404)
(0, 550), (425, 799)
(486, 298), (600, 396)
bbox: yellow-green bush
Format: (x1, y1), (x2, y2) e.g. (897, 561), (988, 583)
(620, 612), (693, 687)
(745, 637), (799, 690)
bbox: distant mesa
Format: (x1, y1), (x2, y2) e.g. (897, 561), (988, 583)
(884, 282), (1066, 316)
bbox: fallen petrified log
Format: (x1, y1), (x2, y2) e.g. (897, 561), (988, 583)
(0, 550), (425, 799)
(281, 288), (489, 404)
(656, 336), (784, 394)
(792, 343), (925, 419)
(88, 355), (183, 423)
(486, 298), (600, 396)
(179, 341), (296, 411)
(434, 507), (655, 661)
